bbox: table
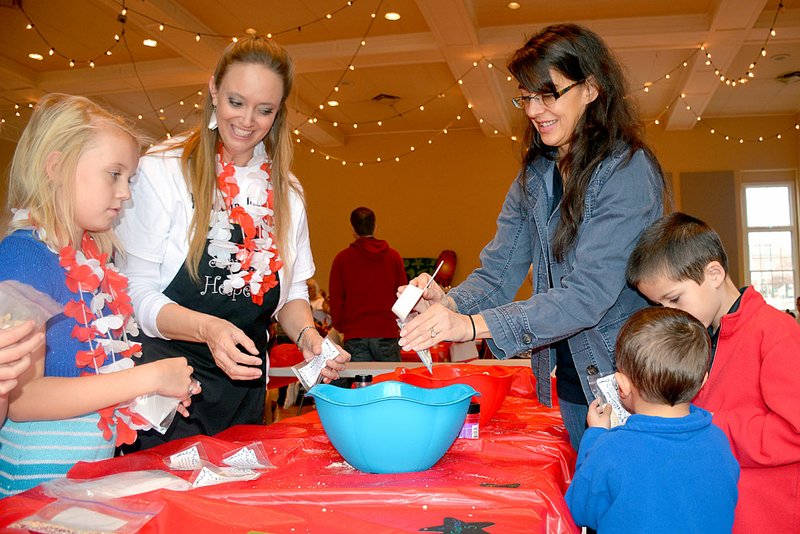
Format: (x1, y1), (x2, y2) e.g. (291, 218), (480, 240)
(0, 367), (578, 534)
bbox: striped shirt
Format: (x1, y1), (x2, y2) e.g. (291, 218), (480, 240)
(0, 231), (118, 497)
(0, 415), (114, 497)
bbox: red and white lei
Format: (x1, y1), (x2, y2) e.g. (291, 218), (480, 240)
(59, 233), (145, 446)
(208, 143), (282, 305)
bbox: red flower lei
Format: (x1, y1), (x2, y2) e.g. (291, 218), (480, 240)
(213, 145), (282, 305)
(59, 233), (146, 446)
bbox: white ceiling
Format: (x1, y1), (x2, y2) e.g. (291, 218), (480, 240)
(1, 0), (798, 148)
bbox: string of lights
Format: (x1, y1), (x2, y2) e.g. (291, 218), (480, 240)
(110, 0), (359, 42)
(295, 103), (493, 167)
(18, 2), (125, 67)
(675, 94), (799, 143)
(1, 1), (796, 161)
(15, 1), (360, 69)
(700, 0), (785, 87)
(296, 59), (485, 132)
(120, 26), (172, 137)
(630, 49), (700, 95)
(307, 0), (384, 121)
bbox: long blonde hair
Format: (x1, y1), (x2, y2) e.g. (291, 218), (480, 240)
(179, 35), (298, 282)
(6, 93), (142, 255)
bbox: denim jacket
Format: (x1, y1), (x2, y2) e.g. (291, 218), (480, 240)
(449, 146), (664, 406)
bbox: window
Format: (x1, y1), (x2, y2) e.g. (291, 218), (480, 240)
(742, 183), (797, 311)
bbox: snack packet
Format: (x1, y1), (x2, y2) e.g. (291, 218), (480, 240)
(222, 442), (275, 470)
(291, 338), (340, 390)
(163, 441), (209, 471)
(190, 462), (262, 488)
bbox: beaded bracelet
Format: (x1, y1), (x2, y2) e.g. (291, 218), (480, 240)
(296, 325), (315, 347)
(468, 314), (476, 341)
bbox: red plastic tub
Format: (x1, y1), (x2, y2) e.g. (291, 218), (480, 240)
(397, 364), (519, 426)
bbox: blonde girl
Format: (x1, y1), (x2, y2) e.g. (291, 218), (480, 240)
(0, 94), (197, 497)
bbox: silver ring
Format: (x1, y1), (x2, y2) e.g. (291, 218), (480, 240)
(430, 327), (437, 338)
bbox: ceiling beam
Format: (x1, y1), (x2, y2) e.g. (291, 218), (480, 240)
(0, 55), (42, 106)
(415, 0), (513, 138)
(479, 14), (713, 54)
(664, 0), (771, 130)
(36, 57), (207, 95)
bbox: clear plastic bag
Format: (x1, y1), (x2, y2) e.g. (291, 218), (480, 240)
(162, 441), (209, 470)
(9, 497), (164, 534)
(221, 442), (275, 470)
(0, 279), (61, 329)
(127, 393), (181, 434)
(291, 338), (340, 390)
(189, 462), (262, 488)
(42, 470), (191, 500)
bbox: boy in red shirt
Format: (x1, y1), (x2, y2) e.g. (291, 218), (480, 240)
(627, 212), (800, 533)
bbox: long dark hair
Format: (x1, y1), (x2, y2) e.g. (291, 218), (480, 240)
(508, 23), (666, 260)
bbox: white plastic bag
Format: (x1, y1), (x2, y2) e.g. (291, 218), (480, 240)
(43, 470), (191, 500)
(0, 280), (61, 328)
(9, 497), (164, 534)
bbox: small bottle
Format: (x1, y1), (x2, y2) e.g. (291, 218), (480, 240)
(458, 401), (481, 439)
(352, 374), (373, 388)
(586, 365), (607, 405)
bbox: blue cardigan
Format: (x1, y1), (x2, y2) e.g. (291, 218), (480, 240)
(449, 146), (664, 406)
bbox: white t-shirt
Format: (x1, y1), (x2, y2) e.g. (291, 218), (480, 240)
(115, 140), (314, 339)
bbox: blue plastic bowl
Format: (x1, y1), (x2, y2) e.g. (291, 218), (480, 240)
(306, 381), (479, 474)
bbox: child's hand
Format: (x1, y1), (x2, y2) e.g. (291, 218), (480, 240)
(176, 380), (201, 418)
(0, 321), (45, 396)
(586, 398), (612, 429)
(150, 357), (196, 400)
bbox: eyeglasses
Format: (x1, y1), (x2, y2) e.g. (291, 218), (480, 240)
(511, 80), (585, 109)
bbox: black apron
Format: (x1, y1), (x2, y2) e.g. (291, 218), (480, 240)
(124, 224), (280, 452)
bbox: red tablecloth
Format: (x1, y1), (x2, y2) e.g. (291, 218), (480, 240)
(0, 368), (578, 533)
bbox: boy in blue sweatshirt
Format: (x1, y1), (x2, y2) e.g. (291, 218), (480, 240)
(565, 307), (738, 533)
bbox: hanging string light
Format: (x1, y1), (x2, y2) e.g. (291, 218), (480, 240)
(644, 95), (799, 143)
(296, 104), (490, 166)
(13, 0), (359, 71)
(1, 0), (795, 156)
(699, 1), (784, 86)
(111, 0), (358, 43)
(297, 59), (484, 132)
(307, 0), (385, 121)
(629, 50), (699, 95)
(17, 2), (125, 69)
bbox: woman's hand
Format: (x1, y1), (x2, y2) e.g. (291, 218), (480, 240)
(398, 303), (472, 351)
(198, 316), (263, 380)
(398, 274), (454, 314)
(586, 399), (611, 429)
(298, 329), (351, 383)
(0, 321), (45, 396)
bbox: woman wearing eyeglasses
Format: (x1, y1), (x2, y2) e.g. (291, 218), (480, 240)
(398, 23), (669, 449)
